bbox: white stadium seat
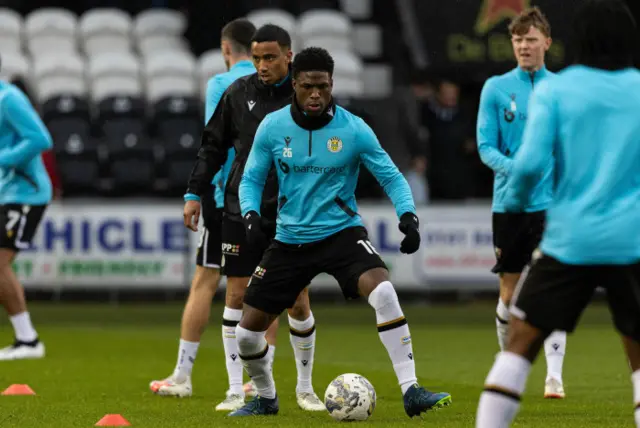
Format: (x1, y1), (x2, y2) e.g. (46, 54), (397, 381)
(0, 8), (23, 53)
(297, 10), (352, 53)
(25, 8), (77, 56)
(331, 51), (363, 97)
(197, 49), (227, 97)
(32, 53), (86, 102)
(143, 51), (197, 102)
(88, 52), (142, 102)
(79, 8), (133, 56)
(247, 8), (296, 35)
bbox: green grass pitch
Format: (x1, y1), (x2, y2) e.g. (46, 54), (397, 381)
(0, 301), (634, 427)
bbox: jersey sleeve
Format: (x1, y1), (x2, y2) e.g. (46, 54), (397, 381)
(357, 118), (416, 218)
(476, 78), (513, 176)
(507, 80), (557, 209)
(239, 116), (274, 217)
(0, 88), (53, 168)
(186, 85), (236, 199)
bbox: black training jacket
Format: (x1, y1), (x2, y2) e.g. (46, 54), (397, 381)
(186, 71), (294, 226)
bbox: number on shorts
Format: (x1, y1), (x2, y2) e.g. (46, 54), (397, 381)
(5, 210), (20, 231)
(357, 239), (379, 255)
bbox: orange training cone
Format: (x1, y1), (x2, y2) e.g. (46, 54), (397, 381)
(95, 414), (131, 426)
(1, 384), (36, 395)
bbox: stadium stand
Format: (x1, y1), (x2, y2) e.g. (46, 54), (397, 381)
(0, 2), (400, 197)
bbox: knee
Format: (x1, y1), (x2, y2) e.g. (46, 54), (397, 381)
(367, 280), (398, 310)
(191, 268), (220, 293)
(226, 277), (249, 309)
(506, 317), (548, 362)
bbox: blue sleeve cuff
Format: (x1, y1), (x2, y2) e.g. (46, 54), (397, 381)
(184, 193), (201, 202)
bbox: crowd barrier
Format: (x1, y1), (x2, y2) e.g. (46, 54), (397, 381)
(14, 200), (499, 292)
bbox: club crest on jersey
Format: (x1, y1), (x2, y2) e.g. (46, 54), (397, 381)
(504, 93), (516, 123)
(327, 137), (342, 153)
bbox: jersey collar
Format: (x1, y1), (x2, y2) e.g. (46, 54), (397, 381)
(290, 97), (335, 130)
(515, 64), (548, 84)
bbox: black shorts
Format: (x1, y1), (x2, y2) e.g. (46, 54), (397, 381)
(0, 204), (47, 252)
(220, 216), (274, 278)
(195, 196), (222, 268)
(512, 254), (640, 341)
(244, 226), (387, 315)
(492, 211), (545, 274)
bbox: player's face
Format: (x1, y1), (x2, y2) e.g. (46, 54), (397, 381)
(293, 71), (333, 116)
(511, 26), (552, 71)
(252, 41), (292, 85)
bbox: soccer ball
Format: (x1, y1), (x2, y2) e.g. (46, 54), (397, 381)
(324, 373), (376, 421)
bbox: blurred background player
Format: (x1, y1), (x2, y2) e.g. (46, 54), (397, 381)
(0, 62), (53, 360)
(476, 7), (567, 398)
(183, 25), (325, 411)
(231, 47), (451, 417)
(149, 19), (258, 411)
(475, 1), (640, 426)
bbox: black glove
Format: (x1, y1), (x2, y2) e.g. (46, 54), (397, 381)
(243, 210), (268, 247)
(398, 212), (420, 254)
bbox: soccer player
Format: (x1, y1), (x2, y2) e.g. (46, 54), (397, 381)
(0, 72), (53, 360)
(476, 6), (567, 398)
(149, 19), (260, 410)
(183, 24), (325, 411)
(230, 47), (453, 417)
(475, 1), (640, 426)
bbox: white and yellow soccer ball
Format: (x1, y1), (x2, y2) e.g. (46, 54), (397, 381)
(324, 373), (376, 421)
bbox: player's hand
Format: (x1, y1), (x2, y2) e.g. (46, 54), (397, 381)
(183, 200), (201, 232)
(398, 212), (420, 254)
(243, 210), (268, 247)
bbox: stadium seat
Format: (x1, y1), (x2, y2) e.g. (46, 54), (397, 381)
(352, 23), (382, 59)
(0, 51), (30, 83)
(143, 51), (197, 103)
(362, 63), (392, 98)
(247, 9), (296, 36)
(134, 9), (188, 57)
(98, 95), (155, 195)
(32, 53), (86, 104)
(79, 8), (132, 57)
(297, 10), (352, 53)
(87, 51), (141, 103)
(43, 95), (101, 195)
(153, 96), (202, 195)
(331, 51), (364, 97)
(0, 8), (23, 53)
(339, 0), (373, 19)
(24, 8), (77, 56)
(197, 49), (226, 99)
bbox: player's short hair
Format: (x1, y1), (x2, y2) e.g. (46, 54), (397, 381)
(251, 24), (291, 49)
(292, 47), (334, 78)
(509, 6), (551, 37)
(221, 19), (256, 55)
(571, 0), (637, 70)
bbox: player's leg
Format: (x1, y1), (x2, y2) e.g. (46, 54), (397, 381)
(149, 266), (221, 397)
(286, 287), (324, 410)
(324, 226), (451, 417)
(0, 204), (46, 361)
(476, 255), (596, 428)
(150, 202), (224, 397)
(599, 262), (640, 427)
(229, 241), (314, 417)
(492, 213), (524, 352)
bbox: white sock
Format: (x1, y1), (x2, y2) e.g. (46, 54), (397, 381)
(173, 339), (199, 381)
(496, 299), (510, 351)
(222, 307), (244, 395)
(368, 281), (417, 395)
(544, 331), (566, 383)
(9, 312), (38, 343)
(632, 370), (640, 426)
(289, 314), (316, 394)
(476, 352), (531, 428)
(236, 326), (276, 399)
(267, 345), (276, 374)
